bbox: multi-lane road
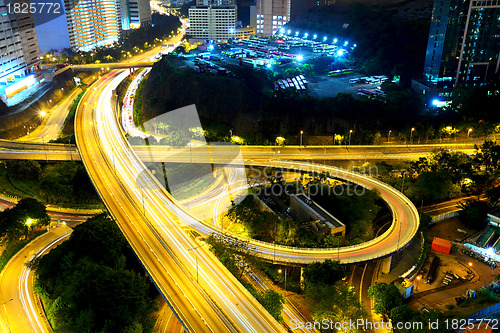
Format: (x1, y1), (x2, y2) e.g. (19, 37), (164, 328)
(0, 141), (479, 162)
(0, 225), (73, 333)
(75, 70), (286, 332)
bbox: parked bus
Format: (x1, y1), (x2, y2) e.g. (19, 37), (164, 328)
(426, 256), (441, 284)
(358, 89), (376, 98)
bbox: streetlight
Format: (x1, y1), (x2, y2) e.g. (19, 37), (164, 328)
(278, 268), (287, 297)
(410, 127), (415, 144)
(300, 130), (303, 148)
(349, 129), (353, 146)
(468, 128), (473, 140)
(388, 130), (391, 143)
(188, 243), (206, 283)
(1, 298), (13, 332)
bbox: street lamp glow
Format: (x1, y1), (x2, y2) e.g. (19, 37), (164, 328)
(266, 63), (272, 68)
(208, 44), (214, 51)
(40, 111), (46, 117)
(280, 28), (285, 34)
(304, 33), (308, 38)
(295, 31), (299, 36)
(344, 41), (349, 45)
(229, 28), (234, 33)
(313, 34), (317, 39)
(323, 36), (327, 41)
(333, 38), (338, 43)
(432, 99), (440, 106)
(287, 29), (291, 34)
(336, 49), (344, 56)
(296, 55), (303, 61)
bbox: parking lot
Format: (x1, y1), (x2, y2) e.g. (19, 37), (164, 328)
(176, 37), (390, 99)
(308, 73), (384, 99)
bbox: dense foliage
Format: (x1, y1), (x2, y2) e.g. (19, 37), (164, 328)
(0, 198), (50, 241)
(368, 283), (450, 332)
(4, 161), (99, 205)
(34, 214), (158, 333)
(302, 260), (366, 333)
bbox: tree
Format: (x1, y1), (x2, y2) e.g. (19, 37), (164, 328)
(159, 129), (190, 147)
(34, 214), (158, 333)
(410, 171), (456, 203)
(257, 290), (285, 323)
(367, 282), (402, 315)
(6, 160), (42, 180)
(303, 260), (345, 287)
(0, 198), (50, 239)
(486, 185), (500, 206)
(389, 304), (414, 324)
(458, 199), (490, 229)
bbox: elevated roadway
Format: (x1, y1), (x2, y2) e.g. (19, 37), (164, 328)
(75, 70), (285, 332)
(70, 62), (155, 71)
(0, 142), (478, 162)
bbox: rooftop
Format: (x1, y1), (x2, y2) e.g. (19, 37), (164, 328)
(294, 193), (345, 229)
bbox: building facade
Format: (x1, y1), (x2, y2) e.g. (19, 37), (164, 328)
(0, 0), (41, 102)
(422, 0), (500, 94)
(255, 0), (290, 36)
(188, 5), (237, 40)
(63, 0), (122, 51)
(121, 0), (151, 30)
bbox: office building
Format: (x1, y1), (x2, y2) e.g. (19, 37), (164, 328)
(421, 0), (500, 94)
(0, 0), (41, 103)
(122, 0), (152, 30)
(32, 0), (71, 53)
(255, 0), (290, 36)
(188, 0), (237, 41)
(63, 0), (122, 51)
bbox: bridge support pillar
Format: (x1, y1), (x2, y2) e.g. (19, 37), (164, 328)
(381, 256), (392, 274)
(300, 266), (305, 291)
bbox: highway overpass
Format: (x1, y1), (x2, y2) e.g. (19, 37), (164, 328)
(75, 70), (286, 333)
(0, 140), (478, 163)
(70, 62), (155, 71)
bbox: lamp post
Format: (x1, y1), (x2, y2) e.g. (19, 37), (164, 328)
(1, 298), (13, 332)
(388, 130), (391, 143)
(468, 128), (473, 140)
(300, 130), (303, 148)
(349, 129), (353, 146)
(188, 243), (206, 283)
(410, 127), (415, 144)
(278, 268), (287, 297)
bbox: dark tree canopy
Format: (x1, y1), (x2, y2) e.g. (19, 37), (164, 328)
(303, 260), (346, 287)
(367, 282), (403, 315)
(34, 214), (158, 333)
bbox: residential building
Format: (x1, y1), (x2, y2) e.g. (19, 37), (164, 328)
(0, 0), (41, 103)
(188, 4), (237, 41)
(420, 0), (500, 95)
(255, 0), (290, 36)
(63, 0), (122, 51)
